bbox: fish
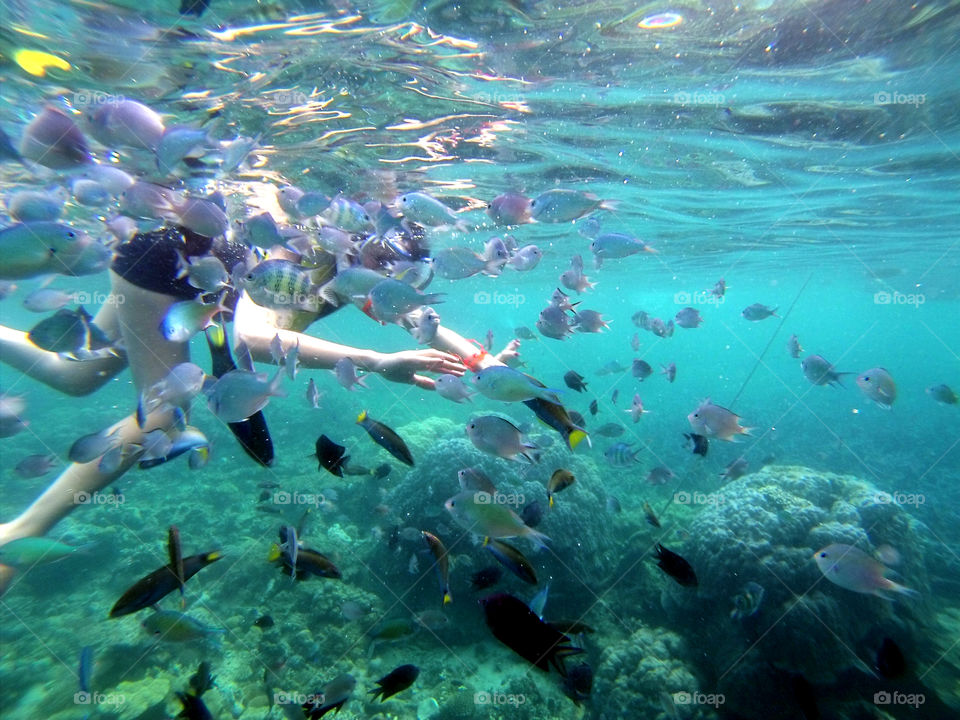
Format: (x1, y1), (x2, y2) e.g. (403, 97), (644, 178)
(646, 465), (675, 485)
(71, 178), (109, 207)
(0, 537), (90, 567)
(315, 435), (349, 477)
(626, 394), (649, 422)
(632, 359), (653, 380)
(142, 610), (224, 642)
(642, 500), (661, 528)
(856, 367), (897, 408)
(445, 491), (550, 548)
(181, 255), (229, 294)
(508, 244), (542, 271)
(0, 392), (26, 439)
(28, 306), (115, 358)
(7, 189), (64, 222)
(321, 195), (372, 231)
(487, 193), (532, 225)
(721, 457), (750, 482)
(253, 615), (274, 629)
(465, 415), (539, 463)
(176, 690), (213, 720)
(741, 303), (779, 321)
(369, 664), (420, 702)
(604, 442), (642, 467)
(787, 333), (804, 358)
(168, 526), (185, 605)
(521, 398), (589, 450)
(606, 496), (622, 514)
(422, 531), (452, 605)
(684, 432), (709, 457)
(813, 544), (917, 598)
(926, 383), (958, 405)
(559, 254), (595, 293)
(370, 618), (418, 644)
(474, 366), (563, 404)
(530, 189), (614, 223)
(20, 106), (91, 169)
(333, 357), (368, 390)
(242, 259), (326, 312)
(156, 125), (208, 175)
(366, 277), (445, 324)
(661, 362), (676, 383)
(173, 197), (229, 238)
(458, 467), (497, 495)
(687, 398), (753, 441)
(653, 543), (698, 587)
(573, 309), (609, 333)
(875, 637), (907, 679)
(801, 354), (853, 387)
(537, 304), (575, 340)
(435, 374), (475, 403)
(594, 422), (625, 437)
(514, 326), (537, 340)
(411, 307), (441, 344)
(589, 232), (655, 267)
(205, 368), (286, 423)
(68, 427), (122, 463)
(306, 378), (321, 408)
(547, 469), (576, 507)
(674, 307), (703, 329)
(357, 411), (414, 466)
(520, 500), (545, 528)
(479, 593), (582, 673)
(78, 645), (93, 697)
(160, 297), (227, 343)
(85, 98), (164, 150)
(630, 332), (641, 351)
(110, 551), (222, 617)
(188, 662), (215, 697)
(562, 371), (588, 392)
(471, 566), (503, 591)
(433, 246), (492, 279)
(589, 399), (599, 415)
(268, 542), (341, 580)
(399, 191), (467, 231)
(730, 581), (765, 620)
(302, 674), (357, 719)
(278, 525), (298, 579)
(14, 453), (58, 478)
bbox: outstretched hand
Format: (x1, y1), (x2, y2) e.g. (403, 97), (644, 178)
(372, 349), (465, 390)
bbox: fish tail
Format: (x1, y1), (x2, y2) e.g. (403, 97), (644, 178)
(525, 527), (551, 550)
(567, 429), (589, 450)
(423, 292), (447, 305)
(599, 199), (618, 212)
(442, 591), (453, 606)
(548, 495), (555, 508)
(356, 410), (368, 424)
(268, 368), (287, 398)
(883, 578), (920, 599)
(267, 543), (281, 562)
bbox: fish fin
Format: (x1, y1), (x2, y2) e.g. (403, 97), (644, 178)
(525, 527), (551, 551)
(568, 429), (589, 450)
(598, 200), (618, 212)
(443, 592), (453, 605)
(548, 495), (555, 508)
(356, 410), (368, 423)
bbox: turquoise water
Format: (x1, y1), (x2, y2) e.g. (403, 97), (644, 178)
(1, 1), (958, 719)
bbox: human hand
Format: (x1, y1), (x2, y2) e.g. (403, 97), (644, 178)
(372, 349), (465, 390)
(494, 338), (522, 365)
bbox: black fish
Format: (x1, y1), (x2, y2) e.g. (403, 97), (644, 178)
(110, 551), (222, 617)
(563, 371), (587, 392)
(520, 500), (544, 528)
(875, 637), (906, 678)
(176, 692), (212, 720)
(790, 673), (820, 720)
(253, 615), (274, 629)
(480, 593), (582, 675)
(653, 543), (698, 587)
(369, 664), (420, 702)
(315, 434), (349, 477)
(179, 0), (211, 16)
(206, 325), (273, 466)
(272, 547), (342, 580)
(188, 662), (215, 696)
(568, 410), (586, 428)
(372, 463), (392, 479)
(168, 526), (185, 602)
(470, 566), (503, 591)
(357, 411), (414, 466)
(683, 432), (709, 457)
(560, 662), (593, 706)
(521, 397), (588, 450)
(589, 399), (598, 415)
(548, 620), (595, 635)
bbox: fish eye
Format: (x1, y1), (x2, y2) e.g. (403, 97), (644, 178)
(864, 376), (870, 381)
(67, 231), (76, 238)
(819, 552), (827, 558)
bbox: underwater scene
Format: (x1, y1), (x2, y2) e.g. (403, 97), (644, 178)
(0, 1), (958, 718)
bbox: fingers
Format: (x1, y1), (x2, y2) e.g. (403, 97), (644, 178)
(412, 374), (436, 391)
(420, 350), (465, 376)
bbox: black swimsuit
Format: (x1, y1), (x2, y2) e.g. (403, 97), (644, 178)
(111, 226), (247, 300)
